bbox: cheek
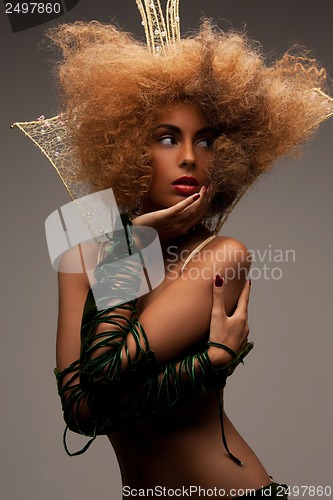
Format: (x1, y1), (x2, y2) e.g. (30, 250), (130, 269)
(151, 151), (172, 178)
(147, 161), (166, 190)
(198, 156), (212, 180)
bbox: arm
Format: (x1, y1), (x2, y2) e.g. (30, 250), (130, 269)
(56, 234), (251, 438)
(79, 226), (251, 381)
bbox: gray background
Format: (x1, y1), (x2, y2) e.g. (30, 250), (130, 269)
(1, 1), (332, 499)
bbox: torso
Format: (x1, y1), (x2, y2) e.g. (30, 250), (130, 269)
(105, 228), (271, 498)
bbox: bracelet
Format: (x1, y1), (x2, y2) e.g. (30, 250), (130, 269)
(207, 341), (238, 359)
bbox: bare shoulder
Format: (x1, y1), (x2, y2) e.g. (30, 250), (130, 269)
(57, 240), (101, 275)
(166, 234), (250, 319)
(211, 235), (250, 258)
(210, 235), (251, 269)
(202, 236), (251, 314)
(186, 234), (251, 276)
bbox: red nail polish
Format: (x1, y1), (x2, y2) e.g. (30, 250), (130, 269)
(215, 275), (223, 287)
(193, 194), (200, 201)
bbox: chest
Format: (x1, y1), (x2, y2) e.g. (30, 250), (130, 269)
(137, 252), (184, 314)
(137, 232), (216, 314)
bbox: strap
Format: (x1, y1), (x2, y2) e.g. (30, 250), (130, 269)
(63, 425), (97, 457)
(207, 341), (237, 359)
(208, 341), (254, 466)
(216, 389), (243, 466)
(180, 234), (217, 274)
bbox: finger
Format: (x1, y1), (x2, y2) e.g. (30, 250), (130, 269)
(168, 185), (207, 217)
(211, 275), (227, 317)
(209, 276), (228, 339)
(235, 279), (251, 313)
(183, 188), (207, 215)
(181, 208), (206, 233)
(163, 196), (206, 236)
(180, 188), (208, 227)
(166, 191), (202, 216)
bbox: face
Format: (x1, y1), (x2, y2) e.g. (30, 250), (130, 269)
(142, 103), (216, 212)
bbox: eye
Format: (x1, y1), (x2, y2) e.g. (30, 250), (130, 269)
(197, 138), (213, 149)
(158, 135), (177, 146)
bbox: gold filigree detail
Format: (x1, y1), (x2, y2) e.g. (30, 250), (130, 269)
(135, 0), (180, 54)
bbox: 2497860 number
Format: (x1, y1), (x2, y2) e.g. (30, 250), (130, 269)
(5, 2), (61, 14)
(279, 485), (332, 497)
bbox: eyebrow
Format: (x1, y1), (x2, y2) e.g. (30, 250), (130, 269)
(153, 124), (218, 136)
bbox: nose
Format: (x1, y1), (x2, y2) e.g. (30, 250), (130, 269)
(179, 141), (195, 169)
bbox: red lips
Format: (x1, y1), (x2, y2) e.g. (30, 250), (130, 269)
(172, 176), (199, 196)
(172, 176), (199, 186)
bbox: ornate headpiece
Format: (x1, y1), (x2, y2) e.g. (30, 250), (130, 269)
(11, 1), (333, 237)
(135, 0), (180, 53)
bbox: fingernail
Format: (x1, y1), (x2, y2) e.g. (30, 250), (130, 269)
(203, 186), (208, 195)
(248, 279), (252, 286)
(215, 274), (224, 287)
(193, 194), (200, 201)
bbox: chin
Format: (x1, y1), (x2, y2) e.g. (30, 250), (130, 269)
(143, 195), (179, 212)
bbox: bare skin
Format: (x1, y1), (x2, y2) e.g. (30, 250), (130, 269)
(109, 231), (271, 498)
(57, 103), (272, 498)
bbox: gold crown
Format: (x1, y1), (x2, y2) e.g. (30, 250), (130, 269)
(135, 0), (180, 53)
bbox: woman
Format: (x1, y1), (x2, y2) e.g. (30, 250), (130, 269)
(56, 100), (266, 497)
(13, 5), (332, 498)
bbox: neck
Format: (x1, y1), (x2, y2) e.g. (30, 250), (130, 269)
(160, 223), (212, 252)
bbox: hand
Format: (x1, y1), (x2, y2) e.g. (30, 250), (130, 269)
(208, 276), (251, 367)
(132, 186), (207, 240)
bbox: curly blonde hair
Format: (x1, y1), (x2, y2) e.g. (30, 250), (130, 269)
(47, 20), (331, 229)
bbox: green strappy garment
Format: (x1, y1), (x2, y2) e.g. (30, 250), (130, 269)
(54, 222), (253, 462)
